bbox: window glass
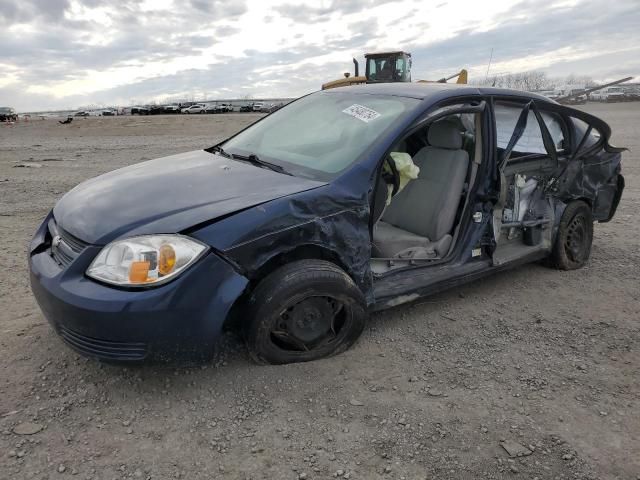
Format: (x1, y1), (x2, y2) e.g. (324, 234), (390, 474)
(368, 58), (377, 76)
(395, 58), (406, 80)
(223, 91), (419, 180)
(495, 103), (565, 154)
(369, 58), (394, 81)
(572, 118), (601, 149)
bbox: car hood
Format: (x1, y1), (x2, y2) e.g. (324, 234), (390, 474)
(53, 150), (326, 245)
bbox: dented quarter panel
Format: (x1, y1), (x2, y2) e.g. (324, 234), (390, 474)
(539, 102), (625, 221)
(551, 149), (623, 221)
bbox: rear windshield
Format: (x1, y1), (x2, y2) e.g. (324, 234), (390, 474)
(223, 91), (419, 180)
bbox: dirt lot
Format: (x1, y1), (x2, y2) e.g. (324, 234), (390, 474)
(1, 104), (638, 480)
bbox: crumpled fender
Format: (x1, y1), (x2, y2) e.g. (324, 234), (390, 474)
(190, 183), (374, 303)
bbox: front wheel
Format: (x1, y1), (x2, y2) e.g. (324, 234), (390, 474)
(245, 260), (367, 364)
(551, 200), (593, 270)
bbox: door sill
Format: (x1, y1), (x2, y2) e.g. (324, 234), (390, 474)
(492, 242), (549, 266)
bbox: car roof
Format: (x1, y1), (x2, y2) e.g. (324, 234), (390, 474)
(325, 82), (555, 104)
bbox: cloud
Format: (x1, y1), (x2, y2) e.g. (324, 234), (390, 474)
(189, 0), (247, 17)
(0, 0), (638, 111)
(273, 0), (395, 22)
(0, 0), (70, 24)
(406, 0), (640, 82)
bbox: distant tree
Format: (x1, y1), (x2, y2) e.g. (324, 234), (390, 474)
(472, 70), (602, 93)
(564, 74), (597, 87)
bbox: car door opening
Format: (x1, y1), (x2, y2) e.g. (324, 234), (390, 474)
(370, 109), (482, 273)
(491, 101), (566, 265)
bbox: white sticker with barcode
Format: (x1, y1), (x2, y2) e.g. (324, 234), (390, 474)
(342, 104), (381, 123)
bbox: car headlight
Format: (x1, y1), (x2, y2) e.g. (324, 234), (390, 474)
(86, 235), (208, 287)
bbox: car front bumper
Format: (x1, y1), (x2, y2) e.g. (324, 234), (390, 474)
(28, 214), (248, 362)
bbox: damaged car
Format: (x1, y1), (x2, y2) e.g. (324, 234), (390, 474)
(29, 83), (625, 364)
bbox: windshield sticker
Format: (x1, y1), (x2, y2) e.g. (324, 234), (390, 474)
(342, 104), (381, 123)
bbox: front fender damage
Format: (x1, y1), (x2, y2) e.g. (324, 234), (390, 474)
(191, 186), (374, 304)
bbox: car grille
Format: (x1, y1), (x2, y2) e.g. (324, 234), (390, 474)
(59, 326), (148, 361)
(48, 218), (89, 267)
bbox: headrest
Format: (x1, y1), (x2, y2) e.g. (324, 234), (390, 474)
(427, 121), (462, 150)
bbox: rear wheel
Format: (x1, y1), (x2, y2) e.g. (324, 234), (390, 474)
(551, 201), (593, 270)
(245, 260), (367, 364)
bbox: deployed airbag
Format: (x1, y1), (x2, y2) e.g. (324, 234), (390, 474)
(383, 152), (420, 205)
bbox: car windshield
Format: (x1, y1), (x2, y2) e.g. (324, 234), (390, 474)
(222, 91), (419, 180)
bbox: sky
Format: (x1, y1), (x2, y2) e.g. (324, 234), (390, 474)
(1, 0), (639, 112)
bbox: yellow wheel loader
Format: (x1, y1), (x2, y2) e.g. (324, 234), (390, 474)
(321, 51), (467, 90)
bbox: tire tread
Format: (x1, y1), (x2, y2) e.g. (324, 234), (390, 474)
(245, 260), (367, 364)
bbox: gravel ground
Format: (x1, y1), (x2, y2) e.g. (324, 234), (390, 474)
(0, 105), (638, 480)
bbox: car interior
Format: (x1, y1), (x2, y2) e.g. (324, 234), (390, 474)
(370, 110), (481, 272)
(489, 102), (567, 266)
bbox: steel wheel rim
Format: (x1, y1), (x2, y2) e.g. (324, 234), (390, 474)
(565, 213), (588, 263)
(270, 296), (347, 353)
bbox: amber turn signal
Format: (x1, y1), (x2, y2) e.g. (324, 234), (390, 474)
(129, 261), (150, 283)
(158, 244), (176, 276)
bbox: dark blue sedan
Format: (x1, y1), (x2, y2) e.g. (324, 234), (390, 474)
(29, 83), (625, 364)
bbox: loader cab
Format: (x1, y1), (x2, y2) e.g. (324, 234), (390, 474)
(365, 51), (412, 84)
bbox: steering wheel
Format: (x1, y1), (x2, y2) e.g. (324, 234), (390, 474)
(383, 156), (401, 197)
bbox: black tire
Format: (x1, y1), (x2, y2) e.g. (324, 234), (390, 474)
(551, 200), (593, 270)
(245, 260), (367, 365)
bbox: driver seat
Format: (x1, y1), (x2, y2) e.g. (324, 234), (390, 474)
(373, 121), (469, 258)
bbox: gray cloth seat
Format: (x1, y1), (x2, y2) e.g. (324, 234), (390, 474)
(373, 120), (469, 258)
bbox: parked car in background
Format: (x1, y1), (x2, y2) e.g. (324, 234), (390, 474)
(239, 104), (253, 112)
(591, 87), (625, 102)
(204, 104), (221, 114)
(73, 111), (90, 117)
(0, 107), (18, 122)
(131, 106), (150, 115)
(560, 88), (587, 105)
(101, 109), (116, 116)
(29, 84), (624, 365)
(252, 102), (264, 112)
(163, 104), (181, 114)
(205, 103), (234, 114)
(259, 103), (285, 113)
(181, 104), (207, 114)
(624, 87), (640, 102)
